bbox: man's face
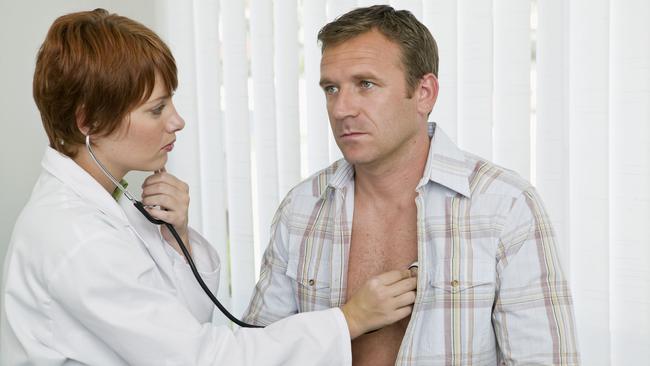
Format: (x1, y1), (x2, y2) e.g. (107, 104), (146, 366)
(319, 30), (423, 168)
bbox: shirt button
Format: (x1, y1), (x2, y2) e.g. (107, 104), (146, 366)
(451, 279), (459, 287)
(308, 279), (315, 286)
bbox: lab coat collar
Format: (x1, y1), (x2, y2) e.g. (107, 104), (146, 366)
(41, 146), (129, 224)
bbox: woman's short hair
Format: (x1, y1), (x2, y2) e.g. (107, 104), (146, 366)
(33, 8), (177, 157)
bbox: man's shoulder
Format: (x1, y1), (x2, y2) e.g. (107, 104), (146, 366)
(461, 151), (534, 200)
(285, 159), (348, 199)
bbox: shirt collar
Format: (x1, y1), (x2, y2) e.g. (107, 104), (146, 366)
(418, 123), (472, 197)
(327, 123), (472, 197)
(328, 159), (355, 190)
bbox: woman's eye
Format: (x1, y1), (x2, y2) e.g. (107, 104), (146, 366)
(151, 104), (165, 116)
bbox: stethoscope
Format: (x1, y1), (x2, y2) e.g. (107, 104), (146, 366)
(85, 135), (262, 328)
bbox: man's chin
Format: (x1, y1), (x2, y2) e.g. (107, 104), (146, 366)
(341, 153), (371, 166)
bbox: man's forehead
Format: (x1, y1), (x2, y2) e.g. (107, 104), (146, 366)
(320, 34), (401, 70)
(321, 48), (386, 67)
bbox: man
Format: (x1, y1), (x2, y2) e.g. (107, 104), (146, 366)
(245, 5), (579, 366)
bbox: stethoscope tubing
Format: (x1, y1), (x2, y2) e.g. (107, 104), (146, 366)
(87, 135), (262, 329)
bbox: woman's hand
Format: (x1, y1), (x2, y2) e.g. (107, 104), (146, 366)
(141, 169), (191, 257)
(340, 269), (417, 339)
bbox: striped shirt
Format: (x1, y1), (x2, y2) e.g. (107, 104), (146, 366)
(245, 123), (580, 365)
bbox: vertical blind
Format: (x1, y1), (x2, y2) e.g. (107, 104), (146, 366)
(157, 0), (649, 363)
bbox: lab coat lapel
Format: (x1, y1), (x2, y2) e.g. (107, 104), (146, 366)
(118, 196), (178, 288)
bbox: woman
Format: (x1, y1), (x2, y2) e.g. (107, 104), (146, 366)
(0, 9), (417, 365)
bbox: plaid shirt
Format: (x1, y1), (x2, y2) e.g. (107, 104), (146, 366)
(245, 124), (580, 365)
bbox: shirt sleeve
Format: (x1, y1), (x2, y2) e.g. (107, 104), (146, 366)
(492, 188), (581, 365)
(243, 195), (301, 325)
(47, 227), (351, 366)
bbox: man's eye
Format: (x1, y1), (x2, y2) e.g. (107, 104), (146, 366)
(324, 85), (339, 95)
(360, 80), (374, 89)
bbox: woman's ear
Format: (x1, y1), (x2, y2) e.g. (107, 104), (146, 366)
(75, 106), (91, 136)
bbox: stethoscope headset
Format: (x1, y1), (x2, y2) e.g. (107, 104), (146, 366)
(86, 135), (262, 328)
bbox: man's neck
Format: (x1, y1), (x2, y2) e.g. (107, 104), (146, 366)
(353, 130), (430, 204)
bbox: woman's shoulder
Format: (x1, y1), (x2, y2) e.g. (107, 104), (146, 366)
(8, 172), (133, 277)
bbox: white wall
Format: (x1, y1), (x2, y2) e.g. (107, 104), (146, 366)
(0, 0), (156, 291)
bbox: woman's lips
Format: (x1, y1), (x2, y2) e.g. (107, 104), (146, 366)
(162, 142), (175, 151)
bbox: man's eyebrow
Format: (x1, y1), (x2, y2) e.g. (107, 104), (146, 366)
(319, 78), (333, 87)
(319, 72), (381, 87)
(350, 70), (383, 80)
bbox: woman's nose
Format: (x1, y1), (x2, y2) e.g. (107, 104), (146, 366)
(167, 104), (185, 132)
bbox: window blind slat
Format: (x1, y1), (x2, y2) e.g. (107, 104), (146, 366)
(610, 0), (650, 363)
(424, 0), (458, 142)
(536, 0), (570, 275)
(303, 0), (330, 176)
(221, 0), (256, 317)
(457, 0), (493, 159)
(275, 0), (302, 198)
(357, 0), (388, 7)
(569, 1), (611, 364)
(250, 0), (279, 270)
(328, 0), (358, 19)
(493, 0), (531, 180)
(193, 0), (231, 323)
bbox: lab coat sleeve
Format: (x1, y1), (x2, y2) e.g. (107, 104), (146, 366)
(162, 227), (221, 323)
(47, 228), (352, 365)
(243, 195), (299, 325)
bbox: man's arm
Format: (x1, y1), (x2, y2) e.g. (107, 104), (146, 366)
(493, 188), (580, 365)
(244, 196), (299, 325)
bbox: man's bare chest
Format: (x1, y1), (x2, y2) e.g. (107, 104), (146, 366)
(346, 204), (418, 297)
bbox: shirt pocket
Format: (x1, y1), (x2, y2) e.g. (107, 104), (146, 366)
(428, 259), (496, 298)
(421, 260), (497, 353)
(285, 257), (332, 311)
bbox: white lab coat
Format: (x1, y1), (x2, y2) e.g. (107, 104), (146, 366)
(1, 147), (351, 366)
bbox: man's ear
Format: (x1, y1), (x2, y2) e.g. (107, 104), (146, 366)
(75, 106), (91, 136)
(416, 73), (439, 116)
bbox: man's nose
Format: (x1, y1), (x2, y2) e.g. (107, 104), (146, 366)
(330, 88), (359, 120)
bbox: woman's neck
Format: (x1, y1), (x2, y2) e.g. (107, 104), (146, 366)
(72, 144), (125, 194)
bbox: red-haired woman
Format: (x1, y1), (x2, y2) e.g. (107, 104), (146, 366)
(0, 9), (416, 365)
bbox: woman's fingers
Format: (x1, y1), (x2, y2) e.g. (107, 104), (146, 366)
(340, 265), (419, 338)
(143, 171), (188, 192)
(392, 290), (417, 309)
(144, 206), (175, 223)
(386, 276), (417, 298)
(387, 305), (413, 324)
(375, 269), (413, 286)
(141, 171), (189, 230)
